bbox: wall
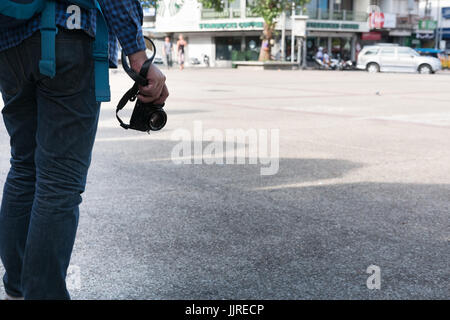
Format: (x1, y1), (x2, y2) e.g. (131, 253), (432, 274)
(185, 35), (214, 66)
(353, 0), (370, 13)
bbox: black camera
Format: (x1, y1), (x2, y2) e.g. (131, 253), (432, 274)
(116, 36), (167, 133)
(129, 99), (167, 132)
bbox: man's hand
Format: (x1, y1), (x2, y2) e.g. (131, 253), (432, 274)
(128, 51), (169, 105)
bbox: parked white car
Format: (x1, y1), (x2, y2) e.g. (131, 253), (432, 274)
(357, 44), (442, 74)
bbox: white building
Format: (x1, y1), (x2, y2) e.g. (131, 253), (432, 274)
(145, 0), (440, 66)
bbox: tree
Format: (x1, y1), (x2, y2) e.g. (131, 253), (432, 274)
(198, 0), (310, 61)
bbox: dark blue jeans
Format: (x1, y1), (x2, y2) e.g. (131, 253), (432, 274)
(0, 29), (100, 299)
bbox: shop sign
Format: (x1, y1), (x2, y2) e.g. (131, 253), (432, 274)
(368, 12), (396, 29)
(383, 13), (397, 28)
(418, 20), (437, 30)
(442, 7), (450, 19)
(199, 22), (264, 30)
(306, 21), (359, 30)
(416, 32), (435, 40)
(361, 32), (382, 41)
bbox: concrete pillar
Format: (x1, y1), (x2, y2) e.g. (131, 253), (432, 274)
(211, 36), (216, 67)
(241, 0), (246, 18)
(281, 11), (286, 60)
(329, 0), (334, 19)
(351, 34), (357, 61)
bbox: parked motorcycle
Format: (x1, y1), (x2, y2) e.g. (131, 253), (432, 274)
(315, 58), (354, 71)
(190, 57), (201, 65)
(336, 59), (354, 71)
(314, 58), (329, 70)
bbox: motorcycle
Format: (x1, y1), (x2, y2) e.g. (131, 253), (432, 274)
(315, 57), (354, 71)
(335, 59), (354, 71)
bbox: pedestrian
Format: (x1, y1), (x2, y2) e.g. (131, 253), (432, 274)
(163, 36), (173, 69)
(323, 49), (331, 66)
(0, 0), (169, 300)
(315, 47), (324, 61)
(176, 34), (187, 70)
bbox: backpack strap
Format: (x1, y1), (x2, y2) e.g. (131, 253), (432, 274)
(0, 0), (45, 20)
(37, 0), (110, 102)
(39, 0), (57, 78)
(93, 1), (110, 102)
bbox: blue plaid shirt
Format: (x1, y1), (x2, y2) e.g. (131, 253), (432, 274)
(0, 0), (146, 67)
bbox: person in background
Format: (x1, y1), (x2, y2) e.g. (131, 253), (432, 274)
(162, 36), (173, 69)
(315, 47), (324, 62)
(323, 49), (331, 66)
(275, 49), (282, 61)
(176, 34), (187, 70)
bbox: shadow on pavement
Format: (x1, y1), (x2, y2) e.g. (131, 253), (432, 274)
(60, 138), (449, 300)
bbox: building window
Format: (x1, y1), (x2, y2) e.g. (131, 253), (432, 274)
(215, 37), (242, 60)
(223, 0), (240, 10)
(333, 0), (352, 11)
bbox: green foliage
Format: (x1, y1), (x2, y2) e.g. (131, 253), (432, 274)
(199, 0), (226, 11)
(231, 49), (259, 61)
(198, 0), (310, 26)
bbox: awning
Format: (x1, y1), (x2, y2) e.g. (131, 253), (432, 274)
(389, 30), (412, 37)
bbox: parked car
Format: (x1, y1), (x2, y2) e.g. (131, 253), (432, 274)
(415, 48), (449, 69)
(357, 45), (442, 74)
(153, 55), (164, 65)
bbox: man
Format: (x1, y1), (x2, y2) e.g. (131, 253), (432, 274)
(162, 36), (173, 69)
(0, 0), (168, 300)
(315, 47), (324, 62)
(323, 49), (330, 66)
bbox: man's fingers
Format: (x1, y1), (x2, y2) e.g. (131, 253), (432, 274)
(136, 64), (167, 104)
(137, 94), (153, 103)
(138, 84), (169, 104)
(153, 84), (169, 105)
(138, 82), (164, 102)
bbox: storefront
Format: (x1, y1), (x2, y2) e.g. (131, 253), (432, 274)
(305, 20), (369, 61)
(147, 0), (370, 66)
(147, 0), (266, 67)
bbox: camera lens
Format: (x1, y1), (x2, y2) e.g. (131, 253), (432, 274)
(149, 110), (167, 131)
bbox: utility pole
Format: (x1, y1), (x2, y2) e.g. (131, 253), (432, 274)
(281, 11), (286, 61)
(291, 2), (295, 63)
(435, 0), (441, 49)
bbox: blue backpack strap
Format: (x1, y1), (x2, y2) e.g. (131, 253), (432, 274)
(39, 0), (57, 78)
(36, 0), (110, 101)
(93, 1), (110, 102)
(0, 0), (45, 20)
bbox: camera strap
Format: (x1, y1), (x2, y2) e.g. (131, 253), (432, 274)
(116, 36), (156, 130)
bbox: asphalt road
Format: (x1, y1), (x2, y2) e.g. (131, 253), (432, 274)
(0, 68), (449, 299)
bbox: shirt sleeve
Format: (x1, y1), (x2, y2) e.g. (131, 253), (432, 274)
(97, 0), (146, 56)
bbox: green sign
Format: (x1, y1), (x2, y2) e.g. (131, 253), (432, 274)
(307, 21), (359, 30)
(418, 20), (437, 30)
(199, 22), (263, 29)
